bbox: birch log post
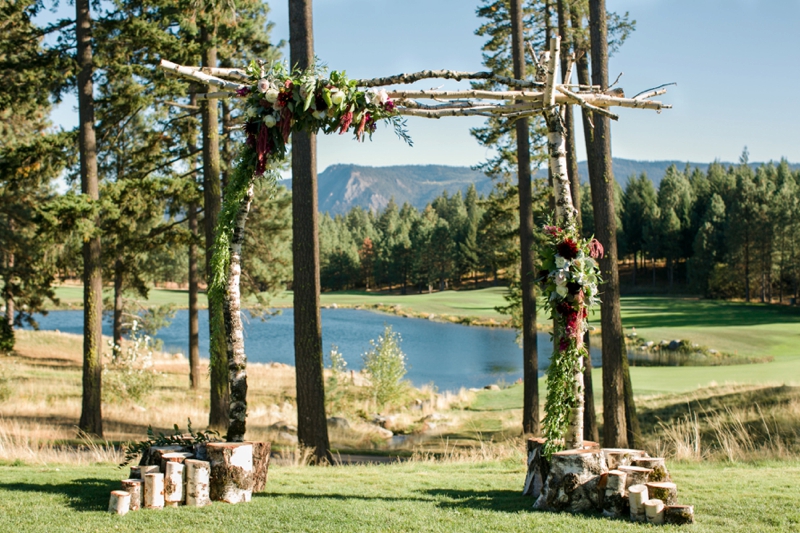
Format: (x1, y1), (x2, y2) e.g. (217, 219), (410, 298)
(644, 498), (666, 525)
(161, 451), (194, 474)
(665, 505), (695, 525)
(185, 459), (211, 507)
(164, 462), (185, 507)
(645, 481), (678, 506)
(628, 484), (649, 523)
(249, 441), (272, 492)
(602, 470), (628, 518)
(120, 479), (143, 511)
(207, 442), (254, 503)
(224, 180), (256, 442)
(144, 473), (165, 509)
(632, 457), (670, 482)
(618, 465), (654, 489)
(108, 490), (131, 515)
(132, 464), (159, 479)
(522, 438), (550, 497)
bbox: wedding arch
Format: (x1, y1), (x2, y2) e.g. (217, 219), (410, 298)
(158, 35), (670, 450)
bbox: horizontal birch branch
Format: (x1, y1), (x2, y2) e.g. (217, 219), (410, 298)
(356, 70), (544, 89)
(159, 60), (245, 92)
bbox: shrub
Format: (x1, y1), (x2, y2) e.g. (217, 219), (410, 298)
(325, 344), (349, 414)
(103, 320), (157, 403)
(362, 325), (407, 410)
(0, 319), (14, 354)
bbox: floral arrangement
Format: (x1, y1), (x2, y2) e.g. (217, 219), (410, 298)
(537, 224), (604, 456)
(238, 61), (411, 175)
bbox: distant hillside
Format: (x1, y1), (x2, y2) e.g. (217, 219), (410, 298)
(577, 158), (800, 188)
(282, 164), (494, 215)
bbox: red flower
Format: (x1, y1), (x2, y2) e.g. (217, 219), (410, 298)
(383, 99), (395, 112)
(338, 110), (353, 134)
(255, 123), (272, 175)
(557, 238), (580, 260)
(244, 120), (259, 149)
(355, 112), (370, 141)
(236, 86), (251, 97)
(590, 238), (605, 259)
(280, 107), (293, 144)
(556, 301), (574, 316)
(565, 312), (580, 337)
(277, 90), (292, 109)
(544, 225), (562, 237)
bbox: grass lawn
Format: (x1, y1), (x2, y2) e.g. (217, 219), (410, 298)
(0, 460), (798, 532)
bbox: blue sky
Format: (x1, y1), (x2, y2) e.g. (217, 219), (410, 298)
(45, 0), (800, 171)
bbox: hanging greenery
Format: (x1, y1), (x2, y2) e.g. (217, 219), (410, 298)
(206, 61), (411, 368)
(538, 224), (604, 457)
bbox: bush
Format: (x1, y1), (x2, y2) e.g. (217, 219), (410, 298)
(103, 320), (157, 403)
(325, 344), (349, 414)
(362, 325), (407, 410)
(0, 318), (14, 354)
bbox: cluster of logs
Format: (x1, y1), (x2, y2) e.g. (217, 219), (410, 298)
(523, 438), (694, 525)
(108, 441), (270, 516)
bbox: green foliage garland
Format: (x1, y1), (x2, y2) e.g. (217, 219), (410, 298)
(207, 62), (411, 368)
(538, 224), (604, 457)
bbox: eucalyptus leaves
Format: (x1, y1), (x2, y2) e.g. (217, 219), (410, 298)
(538, 224), (604, 457)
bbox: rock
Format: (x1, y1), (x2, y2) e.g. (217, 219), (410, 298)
(277, 432), (298, 444)
(484, 384), (501, 391)
(327, 416), (350, 430)
(370, 425), (393, 439)
(644, 341), (654, 348)
(668, 340), (682, 351)
(331, 303), (338, 309)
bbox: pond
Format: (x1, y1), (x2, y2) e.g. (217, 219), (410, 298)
(29, 309), (602, 392)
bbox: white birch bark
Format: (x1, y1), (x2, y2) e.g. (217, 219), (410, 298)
(143, 473), (165, 509)
(120, 479), (143, 511)
(207, 442), (254, 504)
(185, 459), (211, 507)
(645, 498), (666, 525)
(164, 461), (185, 507)
(108, 490), (130, 515)
(628, 484), (649, 522)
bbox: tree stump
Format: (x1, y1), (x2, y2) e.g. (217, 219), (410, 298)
(248, 441), (271, 492)
(603, 449), (648, 471)
(618, 465), (653, 489)
(108, 490), (131, 515)
(161, 451), (194, 474)
(164, 462), (185, 507)
(207, 442), (254, 503)
(601, 470), (628, 518)
(644, 498), (665, 525)
(139, 445), (189, 467)
(665, 505), (695, 525)
(628, 484), (649, 523)
(534, 448), (607, 513)
(646, 482), (678, 506)
(144, 473), (165, 509)
(632, 457), (670, 482)
(130, 464), (159, 479)
(120, 479), (143, 511)
(185, 459), (211, 507)
(523, 438), (550, 498)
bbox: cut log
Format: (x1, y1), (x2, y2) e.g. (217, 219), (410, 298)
(108, 490), (131, 515)
(601, 469), (628, 518)
(131, 464), (159, 479)
(628, 484), (649, 523)
(632, 457), (671, 482)
(644, 498), (665, 525)
(144, 473), (165, 509)
(193, 442), (209, 461)
(164, 462), (185, 507)
(523, 438), (550, 498)
(665, 505), (695, 525)
(248, 441), (271, 492)
(120, 479), (143, 511)
(140, 445), (190, 467)
(207, 442), (254, 503)
(646, 482), (678, 506)
(185, 459), (211, 507)
(534, 448), (607, 513)
(618, 465), (653, 489)
(160, 451), (194, 474)
(129, 466), (141, 479)
(603, 448), (649, 470)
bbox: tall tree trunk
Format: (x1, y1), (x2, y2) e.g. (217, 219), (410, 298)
(113, 257), (124, 346)
(510, 0), (540, 436)
(201, 28), (228, 431)
(76, 0), (103, 438)
(4, 249), (14, 327)
(560, 0), (597, 444)
(289, 0), (332, 464)
(588, 0), (629, 448)
(188, 94), (200, 391)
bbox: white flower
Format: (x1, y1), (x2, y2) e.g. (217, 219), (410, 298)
(257, 78), (269, 94)
(367, 88), (389, 105)
(263, 115), (277, 128)
(330, 90), (345, 106)
(554, 270), (568, 286)
(555, 255), (568, 269)
(264, 88), (279, 103)
(556, 285), (568, 297)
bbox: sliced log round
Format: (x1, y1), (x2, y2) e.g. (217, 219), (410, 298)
(248, 441), (271, 492)
(534, 448), (607, 513)
(646, 482), (678, 506)
(632, 457), (670, 482)
(628, 484), (649, 523)
(601, 469), (628, 518)
(133, 464), (160, 480)
(160, 451), (194, 474)
(108, 490), (131, 515)
(665, 505), (695, 525)
(603, 448), (649, 471)
(120, 479), (143, 511)
(144, 473), (165, 509)
(185, 459), (211, 507)
(164, 462), (185, 507)
(207, 442), (254, 503)
(618, 465), (653, 489)
(644, 498), (665, 525)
